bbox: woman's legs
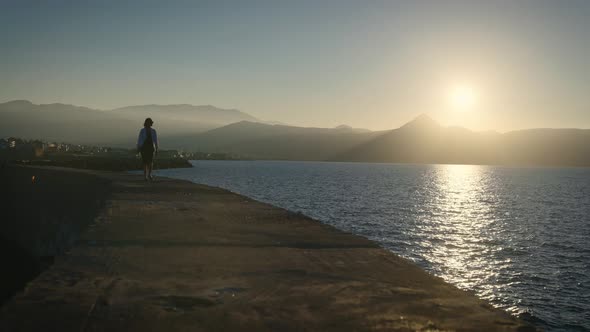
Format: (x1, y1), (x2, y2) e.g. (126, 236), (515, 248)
(147, 161), (153, 179)
(141, 149), (154, 180)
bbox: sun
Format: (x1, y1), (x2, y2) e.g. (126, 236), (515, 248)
(450, 84), (477, 110)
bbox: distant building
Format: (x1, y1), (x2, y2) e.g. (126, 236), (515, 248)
(32, 141), (44, 157)
(46, 143), (58, 152)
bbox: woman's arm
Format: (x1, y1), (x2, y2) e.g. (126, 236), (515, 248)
(153, 129), (159, 154)
(137, 128), (144, 151)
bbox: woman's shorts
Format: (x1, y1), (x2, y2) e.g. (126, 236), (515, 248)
(141, 148), (154, 164)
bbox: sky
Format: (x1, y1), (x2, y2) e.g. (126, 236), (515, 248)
(1, 0), (589, 131)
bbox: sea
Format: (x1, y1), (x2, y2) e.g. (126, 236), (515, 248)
(156, 160), (590, 331)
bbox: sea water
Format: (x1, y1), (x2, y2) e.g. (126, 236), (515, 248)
(157, 160), (590, 331)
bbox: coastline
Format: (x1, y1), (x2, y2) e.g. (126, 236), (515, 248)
(10, 156), (192, 171)
(0, 166), (535, 331)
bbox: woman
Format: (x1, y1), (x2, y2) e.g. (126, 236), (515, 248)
(137, 118), (159, 181)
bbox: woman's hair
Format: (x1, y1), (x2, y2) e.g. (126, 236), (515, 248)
(144, 118), (154, 127)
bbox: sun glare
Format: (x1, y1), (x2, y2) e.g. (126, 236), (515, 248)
(450, 85), (477, 110)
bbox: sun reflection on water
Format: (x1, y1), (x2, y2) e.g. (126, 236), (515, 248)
(422, 165), (507, 294)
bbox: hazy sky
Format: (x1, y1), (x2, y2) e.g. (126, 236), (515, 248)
(1, 0), (589, 131)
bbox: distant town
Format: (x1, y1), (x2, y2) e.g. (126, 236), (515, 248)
(0, 137), (244, 171)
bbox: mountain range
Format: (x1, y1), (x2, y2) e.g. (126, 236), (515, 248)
(1, 100), (589, 167)
(333, 114), (590, 166)
(0, 100), (256, 146)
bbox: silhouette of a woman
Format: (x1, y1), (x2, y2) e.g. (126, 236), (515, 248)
(137, 118), (159, 181)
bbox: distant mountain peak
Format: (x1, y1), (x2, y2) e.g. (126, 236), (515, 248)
(335, 124), (353, 130)
(113, 104), (252, 116)
(2, 100), (33, 106)
(401, 114), (440, 130)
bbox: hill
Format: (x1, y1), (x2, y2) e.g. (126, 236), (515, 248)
(110, 104), (257, 131)
(0, 100), (136, 145)
(166, 121), (383, 160)
(334, 114), (590, 167)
